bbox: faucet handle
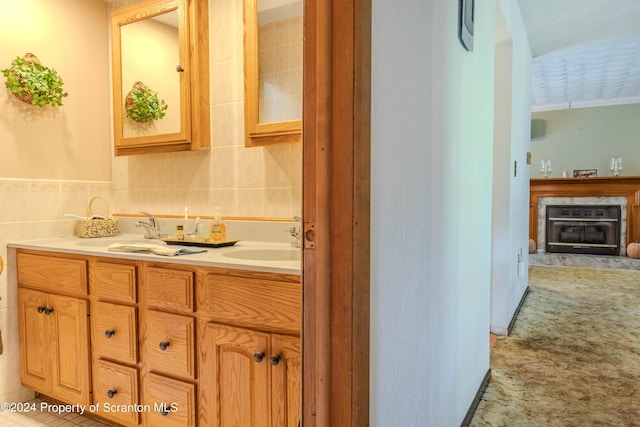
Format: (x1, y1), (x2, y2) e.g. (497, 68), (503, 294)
(141, 211), (157, 227)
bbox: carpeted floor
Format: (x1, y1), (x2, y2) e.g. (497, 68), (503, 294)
(470, 265), (640, 426)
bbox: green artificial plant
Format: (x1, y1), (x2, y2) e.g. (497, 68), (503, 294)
(1, 54), (68, 107)
(125, 82), (168, 123)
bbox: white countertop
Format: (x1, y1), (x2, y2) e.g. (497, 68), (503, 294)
(8, 234), (301, 276)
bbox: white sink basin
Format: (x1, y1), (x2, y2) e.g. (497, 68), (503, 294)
(74, 238), (167, 247)
(223, 248), (301, 262)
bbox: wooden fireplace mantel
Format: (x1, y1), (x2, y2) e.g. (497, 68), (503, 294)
(530, 176), (640, 246)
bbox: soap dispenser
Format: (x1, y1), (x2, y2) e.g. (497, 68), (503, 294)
(210, 208), (227, 243)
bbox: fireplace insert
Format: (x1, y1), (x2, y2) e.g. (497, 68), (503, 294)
(545, 205), (621, 256)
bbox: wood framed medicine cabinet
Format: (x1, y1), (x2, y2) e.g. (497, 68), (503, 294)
(243, 0), (303, 147)
(111, 0), (210, 156)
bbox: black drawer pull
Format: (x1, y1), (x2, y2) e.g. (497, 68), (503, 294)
(44, 307), (54, 315)
(161, 405), (171, 416)
(269, 354), (282, 365)
(37, 306), (46, 314)
(105, 329), (116, 339)
(253, 352), (265, 362)
(107, 389), (117, 398)
(159, 341), (170, 351)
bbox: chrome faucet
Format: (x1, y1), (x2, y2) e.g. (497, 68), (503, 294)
(289, 216), (302, 248)
(135, 211), (167, 239)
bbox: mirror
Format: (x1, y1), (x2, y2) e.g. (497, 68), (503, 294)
(111, 0), (210, 156)
(120, 9), (182, 138)
(244, 0), (303, 146)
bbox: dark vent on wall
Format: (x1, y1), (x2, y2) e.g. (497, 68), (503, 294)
(531, 119), (546, 140)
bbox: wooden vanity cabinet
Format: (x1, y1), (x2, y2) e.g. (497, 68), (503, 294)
(16, 249), (300, 427)
(17, 252), (91, 406)
(198, 271), (302, 427)
(89, 260), (141, 427)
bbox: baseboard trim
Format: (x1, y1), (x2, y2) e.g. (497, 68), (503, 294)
(507, 286), (530, 335)
(460, 368), (492, 427)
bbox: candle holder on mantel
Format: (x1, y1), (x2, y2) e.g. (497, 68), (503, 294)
(610, 157), (623, 176)
(540, 160), (552, 178)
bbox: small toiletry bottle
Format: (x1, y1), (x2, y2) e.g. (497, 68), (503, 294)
(190, 217), (201, 241)
(177, 225), (185, 240)
(210, 210), (227, 243)
(197, 218), (209, 241)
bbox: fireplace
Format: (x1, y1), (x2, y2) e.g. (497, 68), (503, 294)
(545, 205), (621, 256)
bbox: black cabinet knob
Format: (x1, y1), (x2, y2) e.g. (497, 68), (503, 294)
(253, 352), (265, 362)
(159, 341), (170, 351)
(105, 329), (116, 339)
(107, 389), (117, 398)
(161, 405), (171, 416)
(37, 306), (46, 313)
(269, 354), (282, 366)
(44, 307), (54, 315)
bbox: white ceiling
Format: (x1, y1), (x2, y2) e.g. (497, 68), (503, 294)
(517, 0), (640, 111)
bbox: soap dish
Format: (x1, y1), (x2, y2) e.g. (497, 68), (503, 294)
(162, 238), (239, 248)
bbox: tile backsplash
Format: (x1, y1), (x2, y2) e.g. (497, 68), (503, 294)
(0, 178), (113, 403)
(109, 0), (302, 219)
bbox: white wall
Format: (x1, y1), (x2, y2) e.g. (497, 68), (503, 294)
(490, 0), (532, 334)
(371, 0), (501, 424)
(531, 104), (640, 178)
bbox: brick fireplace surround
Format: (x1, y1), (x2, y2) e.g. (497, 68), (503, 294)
(530, 177), (640, 253)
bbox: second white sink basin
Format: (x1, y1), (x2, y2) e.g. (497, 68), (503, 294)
(223, 248), (301, 262)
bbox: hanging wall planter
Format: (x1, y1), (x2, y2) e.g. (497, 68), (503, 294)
(1, 53), (68, 107)
(124, 81), (168, 123)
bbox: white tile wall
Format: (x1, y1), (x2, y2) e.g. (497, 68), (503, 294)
(0, 179), (113, 403)
(111, 0), (302, 220)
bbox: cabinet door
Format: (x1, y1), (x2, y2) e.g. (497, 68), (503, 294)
(18, 288), (51, 392)
(50, 294), (91, 405)
(270, 334), (301, 427)
(202, 323), (270, 427)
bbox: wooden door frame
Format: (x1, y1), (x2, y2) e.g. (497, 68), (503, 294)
(302, 0), (371, 426)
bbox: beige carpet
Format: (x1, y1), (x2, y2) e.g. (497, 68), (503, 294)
(471, 265), (640, 426)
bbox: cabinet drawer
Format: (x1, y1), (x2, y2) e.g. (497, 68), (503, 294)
(93, 302), (138, 364)
(145, 310), (195, 379)
(146, 267), (194, 313)
(199, 273), (301, 334)
(144, 373), (196, 427)
(90, 262), (137, 304)
(17, 252), (87, 295)
(93, 360), (140, 426)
